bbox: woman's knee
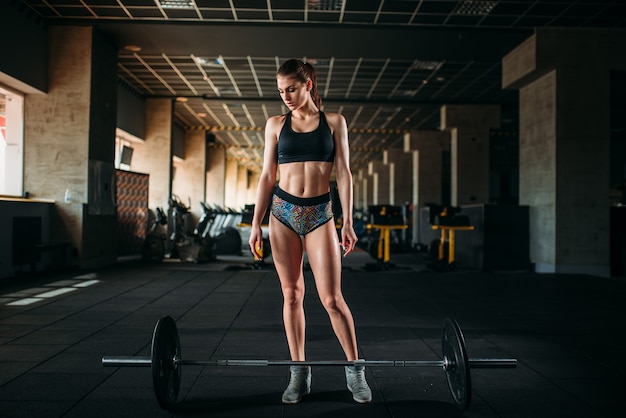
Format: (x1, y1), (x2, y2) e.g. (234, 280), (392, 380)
(282, 284), (305, 307)
(320, 293), (346, 314)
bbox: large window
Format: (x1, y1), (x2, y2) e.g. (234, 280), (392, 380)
(0, 86), (24, 197)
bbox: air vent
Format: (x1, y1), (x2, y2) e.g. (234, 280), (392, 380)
(307, 59), (331, 66)
(413, 60), (443, 71)
(453, 0), (498, 16)
(192, 56), (224, 67)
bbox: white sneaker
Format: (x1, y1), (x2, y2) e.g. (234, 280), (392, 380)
(282, 365), (311, 404)
(345, 365), (372, 403)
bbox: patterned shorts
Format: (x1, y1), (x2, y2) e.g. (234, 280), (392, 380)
(271, 187), (334, 236)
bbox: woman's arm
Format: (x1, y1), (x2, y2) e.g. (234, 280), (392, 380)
(248, 116), (280, 258)
(328, 113), (358, 256)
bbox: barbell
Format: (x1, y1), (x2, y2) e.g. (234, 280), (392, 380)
(101, 316), (516, 411)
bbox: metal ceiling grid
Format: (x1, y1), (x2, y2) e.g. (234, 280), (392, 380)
(114, 51), (512, 171)
(21, 1), (625, 27)
(14, 0), (626, 173)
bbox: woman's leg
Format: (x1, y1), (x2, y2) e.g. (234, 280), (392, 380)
(270, 217), (312, 404)
(269, 216), (306, 361)
(304, 221), (359, 361)
(305, 221), (372, 403)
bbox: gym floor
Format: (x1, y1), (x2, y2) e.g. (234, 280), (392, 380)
(0, 250), (623, 418)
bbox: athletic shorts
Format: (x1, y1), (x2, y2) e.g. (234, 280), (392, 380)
(270, 186), (333, 236)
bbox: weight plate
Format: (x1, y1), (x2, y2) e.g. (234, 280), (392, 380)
(442, 318), (471, 410)
(151, 316), (181, 411)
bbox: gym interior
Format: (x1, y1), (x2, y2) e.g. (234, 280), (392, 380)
(0, 1), (625, 417)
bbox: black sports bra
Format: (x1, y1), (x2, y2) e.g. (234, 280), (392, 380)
(277, 112), (335, 164)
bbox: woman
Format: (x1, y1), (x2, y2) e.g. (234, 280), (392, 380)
(248, 59), (371, 405)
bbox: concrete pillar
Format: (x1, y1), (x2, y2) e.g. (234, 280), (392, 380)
(236, 165), (249, 210)
(383, 148), (413, 244)
(23, 26), (118, 267)
(503, 28), (626, 277)
(352, 168), (371, 212)
(368, 159), (389, 205)
(384, 149), (412, 205)
(441, 105), (500, 207)
(356, 168), (373, 210)
(172, 129), (206, 221)
(132, 98), (173, 211)
(404, 130), (451, 246)
(206, 145), (226, 206)
(353, 169), (363, 211)
(352, 168), (374, 212)
(224, 158), (239, 208)
(247, 171), (260, 205)
(25, 26), (91, 243)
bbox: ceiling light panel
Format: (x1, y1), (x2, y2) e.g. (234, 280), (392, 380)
(159, 0), (195, 9)
(308, 0), (343, 11)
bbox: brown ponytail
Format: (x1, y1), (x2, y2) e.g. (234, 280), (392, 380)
(277, 59), (322, 109)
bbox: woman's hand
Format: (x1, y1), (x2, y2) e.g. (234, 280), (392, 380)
(248, 225), (264, 260)
(340, 224), (358, 257)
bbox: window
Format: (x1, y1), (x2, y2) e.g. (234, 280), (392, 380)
(0, 86), (24, 197)
(115, 128), (141, 171)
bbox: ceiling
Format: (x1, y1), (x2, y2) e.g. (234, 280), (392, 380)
(16, 0), (626, 172)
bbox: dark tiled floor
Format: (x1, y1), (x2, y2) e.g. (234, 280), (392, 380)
(0, 250), (623, 417)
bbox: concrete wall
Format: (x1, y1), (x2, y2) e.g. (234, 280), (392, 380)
(117, 82), (146, 140)
(518, 71), (558, 267)
(21, 26), (118, 268)
(503, 28), (626, 276)
(24, 26), (93, 255)
(441, 105), (500, 207)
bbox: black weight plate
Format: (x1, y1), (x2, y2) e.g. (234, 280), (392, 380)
(151, 316), (181, 411)
(442, 318), (471, 410)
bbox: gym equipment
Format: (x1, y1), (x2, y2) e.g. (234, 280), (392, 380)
(425, 204), (475, 272)
(102, 316), (516, 411)
(431, 224), (475, 272)
(141, 207), (168, 262)
(195, 202), (243, 260)
(166, 195), (201, 262)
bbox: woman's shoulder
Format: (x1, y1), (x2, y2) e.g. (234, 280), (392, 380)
(321, 112), (347, 129)
(265, 113), (288, 130)
(322, 111), (345, 121)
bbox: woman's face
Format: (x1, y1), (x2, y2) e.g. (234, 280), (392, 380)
(277, 75), (310, 110)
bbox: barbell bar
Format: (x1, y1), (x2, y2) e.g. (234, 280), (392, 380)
(102, 358), (516, 368)
(101, 316), (517, 411)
